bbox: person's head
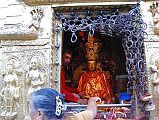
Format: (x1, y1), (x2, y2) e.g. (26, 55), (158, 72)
(87, 60), (97, 71)
(62, 50), (72, 67)
(29, 88), (65, 120)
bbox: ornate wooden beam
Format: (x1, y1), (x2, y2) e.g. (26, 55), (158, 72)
(24, 0), (138, 6)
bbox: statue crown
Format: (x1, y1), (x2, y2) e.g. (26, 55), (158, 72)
(85, 33), (101, 61)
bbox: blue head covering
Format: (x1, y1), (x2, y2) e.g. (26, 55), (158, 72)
(30, 88), (65, 119)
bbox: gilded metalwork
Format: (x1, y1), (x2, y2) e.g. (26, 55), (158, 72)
(76, 33), (114, 103)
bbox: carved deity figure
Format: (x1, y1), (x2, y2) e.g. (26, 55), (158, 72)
(150, 2), (159, 34)
(29, 8), (44, 30)
(77, 33), (114, 103)
(0, 60), (20, 119)
(149, 56), (159, 118)
(26, 57), (45, 96)
(151, 57), (159, 95)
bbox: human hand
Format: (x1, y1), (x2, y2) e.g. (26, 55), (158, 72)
(77, 98), (88, 104)
(73, 93), (80, 99)
(86, 97), (101, 119)
(106, 98), (112, 104)
(79, 91), (85, 97)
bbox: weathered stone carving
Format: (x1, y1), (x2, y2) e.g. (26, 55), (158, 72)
(0, 7), (44, 40)
(149, 54), (159, 119)
(29, 8), (44, 30)
(26, 56), (45, 96)
(0, 59), (21, 120)
(150, 57), (159, 95)
(150, 2), (159, 34)
(25, 56), (46, 117)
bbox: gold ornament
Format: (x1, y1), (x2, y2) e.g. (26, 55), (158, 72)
(85, 33), (101, 61)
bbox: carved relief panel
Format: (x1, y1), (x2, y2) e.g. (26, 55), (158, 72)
(145, 42), (159, 120)
(0, 46), (51, 120)
(0, 54), (24, 120)
(0, 1), (52, 40)
(150, 2), (159, 34)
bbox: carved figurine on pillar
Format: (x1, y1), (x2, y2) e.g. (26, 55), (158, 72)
(26, 56), (45, 96)
(29, 8), (44, 30)
(77, 33), (114, 103)
(145, 56), (159, 114)
(151, 57), (159, 87)
(150, 2), (159, 34)
(0, 59), (21, 119)
(25, 56), (45, 117)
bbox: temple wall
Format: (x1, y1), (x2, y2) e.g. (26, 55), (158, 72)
(141, 1), (159, 120)
(0, 0), (159, 120)
(0, 1), (53, 120)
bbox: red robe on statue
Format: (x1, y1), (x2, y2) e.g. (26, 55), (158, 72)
(77, 71), (114, 103)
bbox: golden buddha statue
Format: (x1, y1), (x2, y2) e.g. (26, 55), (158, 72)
(77, 33), (114, 103)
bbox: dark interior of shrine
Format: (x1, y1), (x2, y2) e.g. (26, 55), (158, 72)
(57, 3), (148, 118)
(62, 30), (128, 103)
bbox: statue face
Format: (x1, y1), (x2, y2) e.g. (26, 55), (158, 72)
(30, 57), (38, 70)
(7, 64), (14, 73)
(7, 60), (16, 73)
(87, 61), (96, 71)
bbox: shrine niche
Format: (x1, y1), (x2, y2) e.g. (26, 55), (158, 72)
(52, 1), (151, 119)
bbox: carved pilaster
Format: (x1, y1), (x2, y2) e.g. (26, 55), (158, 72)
(51, 8), (62, 92)
(145, 42), (159, 120)
(50, 9), (55, 89)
